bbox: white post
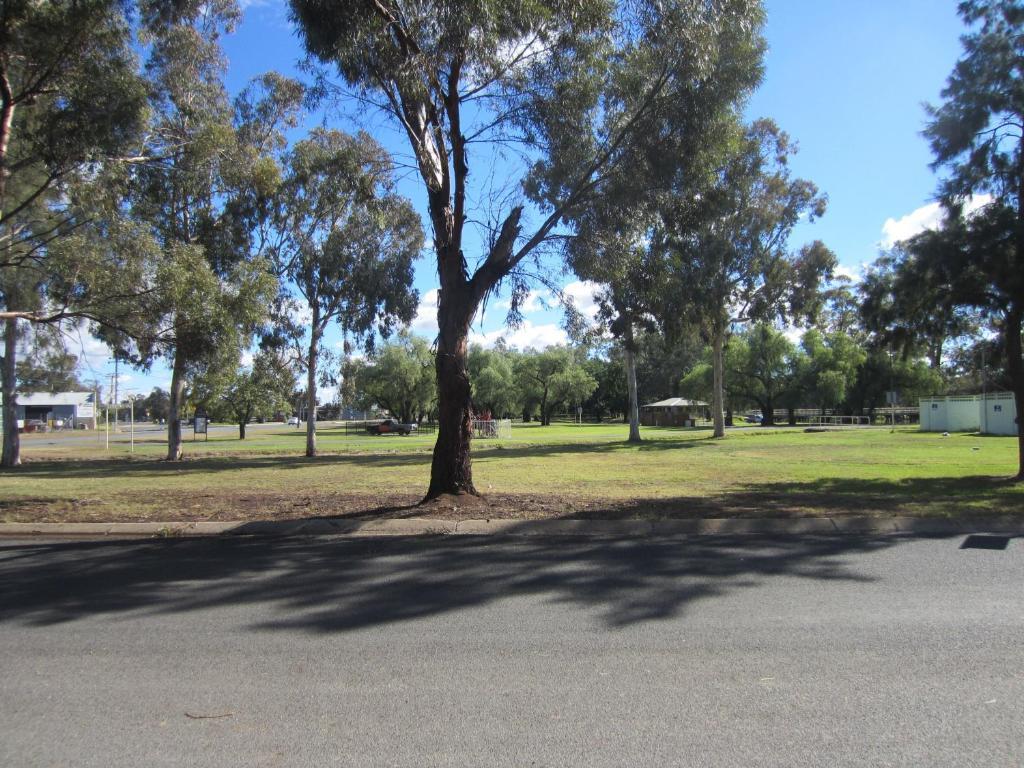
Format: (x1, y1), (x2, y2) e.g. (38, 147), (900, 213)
(130, 397), (135, 454)
(104, 404), (109, 450)
(981, 347), (988, 434)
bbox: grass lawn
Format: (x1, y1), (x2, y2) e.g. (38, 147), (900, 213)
(1, 422), (1022, 522)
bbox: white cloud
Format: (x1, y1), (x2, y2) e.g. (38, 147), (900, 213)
(782, 325), (804, 344)
(881, 195), (993, 248)
(560, 280), (603, 321)
(408, 288), (439, 336)
(469, 320), (568, 350)
(833, 264), (862, 283)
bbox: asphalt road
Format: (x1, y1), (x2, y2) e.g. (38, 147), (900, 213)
(1, 533), (1021, 767)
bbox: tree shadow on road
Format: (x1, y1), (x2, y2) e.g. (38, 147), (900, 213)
(0, 531), (920, 633)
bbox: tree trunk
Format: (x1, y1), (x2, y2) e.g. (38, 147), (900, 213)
(1, 96), (20, 468)
(239, 421), (246, 440)
(763, 396), (775, 426)
(787, 407), (796, 426)
(725, 407), (734, 427)
(166, 353), (186, 461)
(1, 318), (20, 468)
(711, 328), (726, 438)
(426, 309), (476, 499)
(306, 327), (319, 458)
(624, 328), (641, 443)
(1005, 306), (1024, 480)
(540, 388), (550, 426)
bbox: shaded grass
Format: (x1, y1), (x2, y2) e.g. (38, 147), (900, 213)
(2, 423), (1022, 522)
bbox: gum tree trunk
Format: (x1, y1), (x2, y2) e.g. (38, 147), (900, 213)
(711, 328), (726, 438)
(1005, 306), (1024, 480)
(1, 318), (19, 468)
(426, 289), (476, 499)
(624, 323), (641, 443)
(1, 97), (18, 469)
(305, 322), (319, 458)
(166, 353), (186, 461)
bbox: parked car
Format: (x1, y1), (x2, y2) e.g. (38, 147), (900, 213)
(287, 416), (300, 426)
(366, 418), (417, 436)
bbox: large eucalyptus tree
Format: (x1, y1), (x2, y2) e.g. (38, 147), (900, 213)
(264, 129), (422, 458)
(922, 0), (1024, 478)
(290, 0), (766, 497)
(657, 119), (834, 438)
(0, 0), (147, 467)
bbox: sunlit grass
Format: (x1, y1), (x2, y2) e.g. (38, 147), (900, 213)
(3, 422), (1021, 522)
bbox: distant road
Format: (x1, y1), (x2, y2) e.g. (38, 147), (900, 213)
(1, 533), (1020, 767)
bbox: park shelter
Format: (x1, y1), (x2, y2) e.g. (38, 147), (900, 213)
(5, 392), (98, 431)
(919, 393), (1017, 436)
(640, 398), (708, 427)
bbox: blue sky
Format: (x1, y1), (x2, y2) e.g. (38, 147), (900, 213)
(80, 0), (971, 401)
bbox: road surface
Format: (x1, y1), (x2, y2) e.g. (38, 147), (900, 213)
(1, 533), (1020, 767)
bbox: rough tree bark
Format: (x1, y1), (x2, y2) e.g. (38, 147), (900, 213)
(711, 328), (726, 439)
(1006, 305), (1024, 480)
(427, 282), (476, 498)
(305, 310), (320, 458)
(0, 89), (18, 469)
(1, 318), (19, 468)
(166, 352), (186, 461)
(624, 322), (641, 443)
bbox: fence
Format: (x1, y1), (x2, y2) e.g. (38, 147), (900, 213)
(472, 419), (512, 439)
(809, 414), (872, 427)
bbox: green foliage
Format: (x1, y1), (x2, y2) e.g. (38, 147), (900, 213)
(468, 345), (519, 417)
(13, 327), (82, 393)
(800, 329), (868, 411)
(268, 128), (422, 354)
(350, 334), (436, 423)
(290, 0), (768, 493)
(724, 325), (800, 424)
(859, 246), (980, 368)
(549, 364), (598, 413)
(658, 118), (834, 335)
(581, 354), (628, 420)
(138, 388), (171, 422)
(205, 353), (295, 437)
(0, 0), (146, 238)
(918, 0), (1024, 475)
(513, 346), (595, 424)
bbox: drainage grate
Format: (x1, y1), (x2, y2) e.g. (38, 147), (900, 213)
(960, 535), (1011, 551)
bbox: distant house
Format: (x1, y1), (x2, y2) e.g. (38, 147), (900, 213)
(919, 392), (1017, 436)
(640, 397), (709, 427)
(4, 392), (98, 431)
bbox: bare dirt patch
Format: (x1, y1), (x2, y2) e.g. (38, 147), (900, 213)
(0, 487), (970, 524)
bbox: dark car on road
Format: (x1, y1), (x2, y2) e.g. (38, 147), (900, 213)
(366, 419), (417, 436)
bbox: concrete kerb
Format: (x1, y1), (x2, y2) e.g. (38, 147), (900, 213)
(1, 516), (1022, 539)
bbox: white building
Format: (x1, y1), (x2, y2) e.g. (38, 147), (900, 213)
(919, 392), (1017, 436)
